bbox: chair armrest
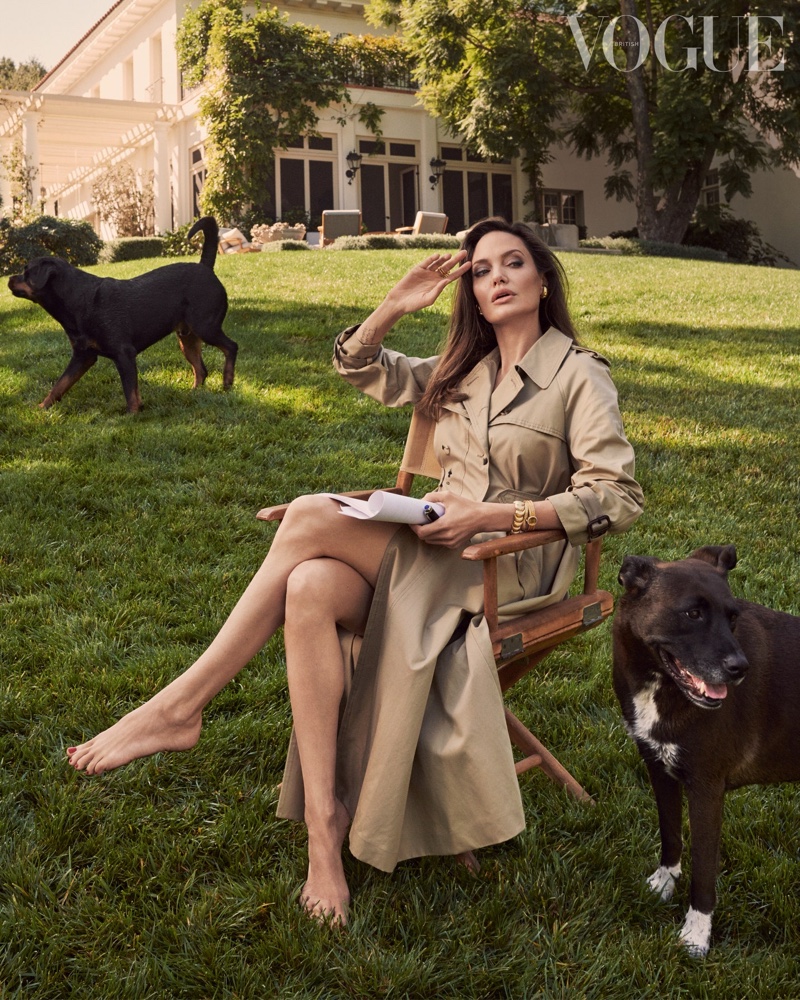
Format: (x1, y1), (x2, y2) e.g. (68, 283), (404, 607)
(256, 487), (404, 522)
(461, 529), (567, 561)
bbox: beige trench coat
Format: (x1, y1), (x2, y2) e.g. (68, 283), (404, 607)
(276, 327), (643, 872)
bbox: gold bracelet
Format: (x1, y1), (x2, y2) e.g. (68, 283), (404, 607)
(523, 499), (537, 532)
(511, 500), (538, 534)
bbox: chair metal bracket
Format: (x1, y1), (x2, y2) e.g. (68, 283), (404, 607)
(500, 633), (525, 660)
(581, 602), (603, 627)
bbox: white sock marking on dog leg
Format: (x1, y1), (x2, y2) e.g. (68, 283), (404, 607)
(646, 863), (681, 901)
(679, 908), (712, 957)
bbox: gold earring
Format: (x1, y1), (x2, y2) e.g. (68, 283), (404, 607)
(541, 286), (548, 299)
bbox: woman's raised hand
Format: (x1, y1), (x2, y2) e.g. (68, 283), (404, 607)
(384, 251), (471, 318)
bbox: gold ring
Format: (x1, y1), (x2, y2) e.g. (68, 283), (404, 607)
(435, 265), (450, 277)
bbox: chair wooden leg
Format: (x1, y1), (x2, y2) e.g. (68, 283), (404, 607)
(504, 708), (595, 805)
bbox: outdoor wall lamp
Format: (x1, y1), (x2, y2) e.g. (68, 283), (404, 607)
(428, 157), (446, 189)
(345, 150), (363, 185)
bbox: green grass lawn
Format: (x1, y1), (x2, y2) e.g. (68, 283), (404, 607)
(1, 249), (799, 998)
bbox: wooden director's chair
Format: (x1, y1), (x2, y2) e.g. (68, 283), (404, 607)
(257, 408), (613, 807)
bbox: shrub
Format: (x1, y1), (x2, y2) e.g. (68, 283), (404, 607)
(161, 223), (200, 258)
(328, 234), (461, 251)
(92, 164), (155, 237)
(579, 235), (727, 262)
(0, 215), (103, 275)
(683, 205), (792, 267)
(258, 240), (310, 252)
(99, 237), (165, 263)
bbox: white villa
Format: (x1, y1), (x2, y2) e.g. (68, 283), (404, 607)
(1, 0), (798, 261)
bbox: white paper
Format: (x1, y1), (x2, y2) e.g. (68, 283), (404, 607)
(322, 491), (445, 524)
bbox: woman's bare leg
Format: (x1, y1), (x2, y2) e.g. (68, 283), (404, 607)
(67, 496), (398, 774)
(283, 557), (373, 926)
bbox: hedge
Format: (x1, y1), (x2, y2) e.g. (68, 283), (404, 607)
(0, 216), (103, 275)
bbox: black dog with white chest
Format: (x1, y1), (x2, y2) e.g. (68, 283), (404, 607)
(7, 216), (237, 413)
(612, 545), (800, 956)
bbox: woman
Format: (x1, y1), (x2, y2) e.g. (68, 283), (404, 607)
(67, 218), (643, 927)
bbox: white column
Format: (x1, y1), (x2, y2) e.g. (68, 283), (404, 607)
(152, 121), (172, 233)
(419, 113), (440, 212)
(339, 114), (359, 210)
(0, 137), (13, 215)
(22, 113), (41, 209)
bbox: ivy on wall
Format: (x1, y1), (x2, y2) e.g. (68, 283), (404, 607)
(177, 0), (411, 223)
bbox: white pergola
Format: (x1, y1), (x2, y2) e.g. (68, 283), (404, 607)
(0, 91), (181, 231)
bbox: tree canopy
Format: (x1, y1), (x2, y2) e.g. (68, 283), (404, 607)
(0, 57), (47, 91)
(368, 0), (800, 241)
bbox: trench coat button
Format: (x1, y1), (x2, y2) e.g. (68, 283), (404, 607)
(441, 444), (451, 455)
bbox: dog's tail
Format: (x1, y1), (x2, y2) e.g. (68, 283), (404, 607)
(188, 216), (220, 270)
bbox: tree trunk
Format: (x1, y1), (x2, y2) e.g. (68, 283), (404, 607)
(619, 0), (659, 237)
(522, 152), (541, 222)
(648, 145), (717, 243)
(618, 0), (714, 244)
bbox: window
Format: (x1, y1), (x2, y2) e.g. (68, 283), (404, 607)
(702, 169), (720, 207)
(540, 189), (584, 227)
(148, 34), (163, 102)
(439, 146), (514, 231)
(275, 135), (337, 226)
(190, 147), (206, 218)
(354, 138), (420, 230)
(122, 58), (134, 101)
(280, 160), (305, 217)
(359, 139), (386, 156)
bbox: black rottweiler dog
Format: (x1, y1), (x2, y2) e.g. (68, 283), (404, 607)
(7, 216), (237, 413)
(613, 545), (800, 956)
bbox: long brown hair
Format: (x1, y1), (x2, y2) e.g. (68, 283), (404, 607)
(418, 217), (579, 417)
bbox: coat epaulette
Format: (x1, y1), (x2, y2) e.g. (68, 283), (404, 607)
(571, 344), (611, 368)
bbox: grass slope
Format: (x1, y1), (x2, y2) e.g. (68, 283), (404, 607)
(1, 250), (799, 998)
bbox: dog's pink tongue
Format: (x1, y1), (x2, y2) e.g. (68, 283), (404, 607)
(702, 681), (728, 700)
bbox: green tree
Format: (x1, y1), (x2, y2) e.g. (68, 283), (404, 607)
(0, 57), (47, 90)
(369, 0), (569, 214)
(178, 0), (345, 221)
(177, 0), (399, 222)
(369, 0), (800, 242)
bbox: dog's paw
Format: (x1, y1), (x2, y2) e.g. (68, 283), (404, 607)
(646, 863), (681, 901)
(679, 907), (712, 957)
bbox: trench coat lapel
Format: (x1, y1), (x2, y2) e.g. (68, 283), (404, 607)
(489, 328), (574, 420)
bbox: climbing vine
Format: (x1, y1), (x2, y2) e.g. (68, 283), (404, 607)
(177, 0), (412, 222)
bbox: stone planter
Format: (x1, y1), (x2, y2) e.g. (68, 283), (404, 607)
(251, 223), (307, 244)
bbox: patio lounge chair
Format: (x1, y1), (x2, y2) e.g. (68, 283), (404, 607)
(319, 210), (362, 246)
(395, 211), (449, 237)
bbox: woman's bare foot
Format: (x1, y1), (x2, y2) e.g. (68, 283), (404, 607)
(66, 691), (202, 775)
(300, 798), (351, 927)
(455, 850), (481, 875)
